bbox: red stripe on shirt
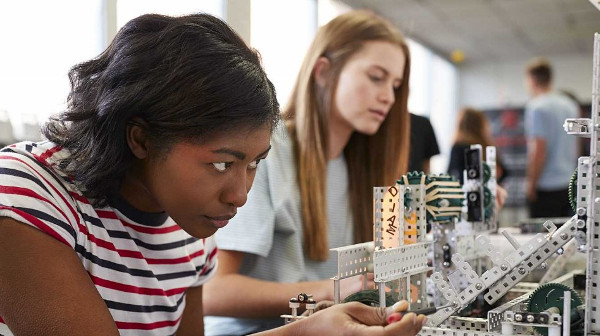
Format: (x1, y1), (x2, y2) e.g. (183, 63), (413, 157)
(0, 155), (82, 230)
(33, 146), (63, 165)
(78, 221), (207, 265)
(115, 315), (182, 330)
(97, 210), (119, 219)
(146, 248), (205, 265)
(120, 220), (181, 234)
(0, 185), (71, 224)
(69, 191), (90, 204)
(99, 209), (181, 234)
(90, 274), (187, 296)
(0, 205), (71, 246)
(200, 246), (218, 275)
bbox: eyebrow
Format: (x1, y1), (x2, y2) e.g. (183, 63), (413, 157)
(212, 145), (271, 161)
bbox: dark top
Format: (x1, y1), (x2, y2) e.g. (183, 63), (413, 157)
(408, 113), (440, 172)
(447, 142), (507, 184)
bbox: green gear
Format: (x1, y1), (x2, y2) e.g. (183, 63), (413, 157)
(397, 172), (463, 223)
(527, 283), (583, 336)
(569, 169), (578, 213)
(343, 289), (396, 307)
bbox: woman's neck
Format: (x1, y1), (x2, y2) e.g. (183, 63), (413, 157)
(327, 118), (353, 160)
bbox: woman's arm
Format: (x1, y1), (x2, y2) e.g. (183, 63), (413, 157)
(203, 250), (370, 318)
(177, 285), (204, 336)
(0, 217), (120, 335)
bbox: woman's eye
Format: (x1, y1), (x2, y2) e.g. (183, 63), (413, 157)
(369, 75), (383, 82)
(212, 162), (232, 172)
(248, 159), (262, 170)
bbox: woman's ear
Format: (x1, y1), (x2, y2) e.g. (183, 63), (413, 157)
(313, 56), (331, 88)
(126, 118), (149, 160)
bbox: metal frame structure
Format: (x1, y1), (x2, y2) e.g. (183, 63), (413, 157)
(328, 31), (600, 336)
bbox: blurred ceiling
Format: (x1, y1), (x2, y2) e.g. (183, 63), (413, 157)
(338, 0), (600, 64)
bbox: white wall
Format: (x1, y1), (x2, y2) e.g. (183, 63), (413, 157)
(459, 52), (594, 109)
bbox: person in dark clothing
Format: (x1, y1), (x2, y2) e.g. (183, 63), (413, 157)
(447, 107), (506, 184)
(408, 113), (440, 173)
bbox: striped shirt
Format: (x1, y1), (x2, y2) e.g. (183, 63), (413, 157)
(0, 141), (217, 336)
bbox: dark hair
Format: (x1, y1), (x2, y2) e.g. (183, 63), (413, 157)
(43, 13), (280, 206)
(526, 57), (552, 86)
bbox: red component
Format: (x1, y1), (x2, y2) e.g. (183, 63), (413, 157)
(386, 312), (404, 324)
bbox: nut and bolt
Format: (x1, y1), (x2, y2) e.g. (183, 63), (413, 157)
(526, 315), (535, 323)
(514, 314), (523, 322)
(577, 219), (586, 228)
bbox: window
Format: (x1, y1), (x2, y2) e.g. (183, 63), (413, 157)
(0, 0), (104, 140)
(250, 0), (317, 107)
(117, 0), (225, 28)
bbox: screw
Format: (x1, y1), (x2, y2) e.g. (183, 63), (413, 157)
(557, 248), (564, 255)
(560, 233), (568, 240)
(442, 244), (450, 251)
(518, 268), (526, 275)
(475, 283), (483, 290)
(526, 315), (535, 323)
(577, 207), (586, 216)
(443, 261), (451, 267)
(540, 262), (547, 269)
(501, 264), (508, 271)
(577, 219), (586, 228)
(514, 313), (523, 322)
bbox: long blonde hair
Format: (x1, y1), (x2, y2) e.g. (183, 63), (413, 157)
(283, 10), (411, 261)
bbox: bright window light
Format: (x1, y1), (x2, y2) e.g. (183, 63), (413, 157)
(117, 0), (225, 29)
(250, 0), (317, 108)
(0, 0), (104, 141)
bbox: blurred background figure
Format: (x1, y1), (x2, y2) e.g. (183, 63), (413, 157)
(408, 112), (440, 174)
(447, 107), (505, 184)
(523, 58), (578, 218)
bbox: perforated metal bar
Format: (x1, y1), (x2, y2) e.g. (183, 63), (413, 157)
(427, 272), (460, 326)
(417, 327), (531, 336)
(487, 291), (530, 331)
(447, 317), (487, 331)
(485, 217), (576, 304)
(331, 242), (373, 280)
(373, 242), (430, 282)
(373, 185), (403, 249)
(585, 32), (600, 336)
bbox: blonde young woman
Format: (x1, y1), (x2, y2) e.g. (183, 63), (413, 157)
(203, 10), (419, 335)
